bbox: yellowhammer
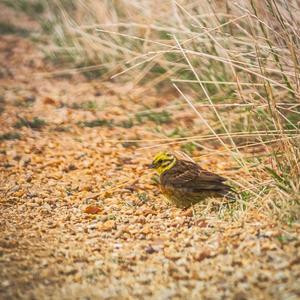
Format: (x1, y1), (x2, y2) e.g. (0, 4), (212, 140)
(149, 151), (234, 208)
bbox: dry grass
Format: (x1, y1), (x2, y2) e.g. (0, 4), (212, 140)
(37, 0), (300, 222)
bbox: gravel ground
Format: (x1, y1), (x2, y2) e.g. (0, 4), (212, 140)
(0, 6), (300, 300)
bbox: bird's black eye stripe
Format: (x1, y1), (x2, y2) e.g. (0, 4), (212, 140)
(156, 158), (167, 165)
(155, 158), (174, 166)
(155, 159), (162, 166)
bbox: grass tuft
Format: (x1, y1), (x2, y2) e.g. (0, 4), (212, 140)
(0, 22), (29, 36)
(72, 101), (98, 111)
(136, 111), (172, 125)
(0, 132), (21, 141)
(78, 119), (112, 128)
(14, 117), (46, 130)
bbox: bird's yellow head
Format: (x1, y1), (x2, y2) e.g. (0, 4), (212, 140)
(149, 151), (177, 175)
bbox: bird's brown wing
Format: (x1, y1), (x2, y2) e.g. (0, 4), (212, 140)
(161, 159), (231, 193)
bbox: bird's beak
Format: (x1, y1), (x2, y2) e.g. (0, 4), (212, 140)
(148, 163), (155, 169)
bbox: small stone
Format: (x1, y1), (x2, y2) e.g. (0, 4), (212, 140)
(164, 247), (181, 261)
(140, 224), (152, 235)
(100, 220), (116, 231)
(84, 205), (102, 214)
(64, 266), (78, 276)
(80, 184), (92, 192)
(145, 245), (157, 254)
(25, 174), (33, 182)
(1, 280), (10, 287)
(137, 216), (146, 224)
(114, 243), (122, 249)
(193, 248), (212, 262)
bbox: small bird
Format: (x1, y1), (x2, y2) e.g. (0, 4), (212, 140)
(149, 151), (234, 208)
